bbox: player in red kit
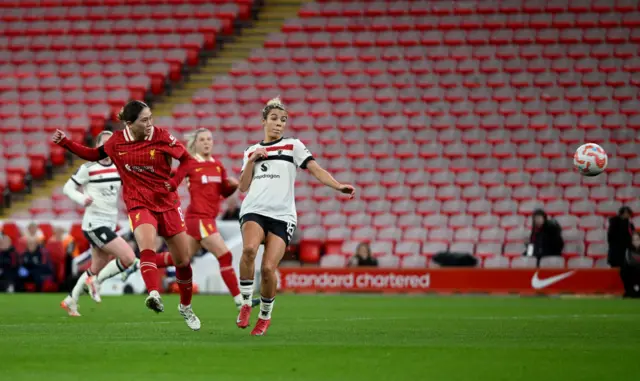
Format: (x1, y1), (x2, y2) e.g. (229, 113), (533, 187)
(52, 100), (201, 331)
(166, 128), (259, 309)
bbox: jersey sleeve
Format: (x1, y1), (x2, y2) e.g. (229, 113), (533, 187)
(70, 164), (90, 186)
(159, 127), (186, 159)
(64, 165), (90, 206)
(241, 147), (251, 173)
(293, 139), (315, 169)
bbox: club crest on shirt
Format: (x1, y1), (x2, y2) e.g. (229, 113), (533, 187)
(135, 213), (140, 222)
(150, 149), (156, 159)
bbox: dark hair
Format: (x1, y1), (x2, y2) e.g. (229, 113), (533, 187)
(262, 97), (287, 120)
(619, 206), (633, 217)
(94, 131), (113, 147)
(532, 209), (547, 218)
(117, 100), (149, 124)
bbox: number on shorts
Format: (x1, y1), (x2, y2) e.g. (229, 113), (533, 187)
(177, 207), (185, 222)
(286, 222), (295, 243)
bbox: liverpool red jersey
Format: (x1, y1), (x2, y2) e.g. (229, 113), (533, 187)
(102, 126), (185, 213)
(184, 154), (229, 218)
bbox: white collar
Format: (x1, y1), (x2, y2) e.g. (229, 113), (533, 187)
(124, 126), (154, 142)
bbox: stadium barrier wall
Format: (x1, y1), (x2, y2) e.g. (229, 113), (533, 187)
(277, 268), (624, 295)
(1, 219), (255, 295)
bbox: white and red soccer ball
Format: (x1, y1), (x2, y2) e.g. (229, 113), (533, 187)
(573, 143), (608, 177)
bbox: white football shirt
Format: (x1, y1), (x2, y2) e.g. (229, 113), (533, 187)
(63, 162), (122, 231)
(239, 137), (314, 226)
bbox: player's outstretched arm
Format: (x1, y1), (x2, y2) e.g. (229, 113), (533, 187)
(238, 147), (267, 193)
(307, 160), (356, 199)
(52, 129), (108, 162)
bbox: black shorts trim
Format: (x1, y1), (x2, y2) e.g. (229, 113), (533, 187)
(83, 226), (118, 249)
(240, 213), (296, 246)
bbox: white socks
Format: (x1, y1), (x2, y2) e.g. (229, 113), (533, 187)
(97, 259), (130, 284)
(259, 297), (275, 320)
(239, 280), (254, 306)
(70, 270), (90, 302)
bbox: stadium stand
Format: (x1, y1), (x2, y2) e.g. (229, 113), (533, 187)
(0, 0), (251, 206)
(171, 0), (638, 268)
(2, 0), (640, 270)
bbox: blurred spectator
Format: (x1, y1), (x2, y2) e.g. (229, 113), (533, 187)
(45, 227), (74, 288)
(0, 233), (18, 292)
(16, 238), (52, 292)
(221, 197), (240, 221)
(17, 222), (44, 252)
(621, 231), (640, 298)
(527, 209), (564, 263)
(21, 222), (44, 243)
(607, 206), (635, 268)
(348, 242), (378, 267)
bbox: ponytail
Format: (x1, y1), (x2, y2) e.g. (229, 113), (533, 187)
(262, 96), (286, 120)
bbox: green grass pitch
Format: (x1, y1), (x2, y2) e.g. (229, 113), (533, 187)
(0, 294), (639, 381)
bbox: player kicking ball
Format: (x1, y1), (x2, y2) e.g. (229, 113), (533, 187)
(167, 128), (259, 310)
(235, 98), (356, 335)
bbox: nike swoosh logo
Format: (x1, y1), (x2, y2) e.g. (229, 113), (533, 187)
(531, 271), (575, 290)
(118, 152), (127, 155)
(195, 168), (203, 172)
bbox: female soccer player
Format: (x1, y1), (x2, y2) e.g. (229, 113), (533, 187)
(235, 97), (356, 335)
(52, 100), (201, 331)
(169, 128), (259, 309)
(60, 131), (139, 316)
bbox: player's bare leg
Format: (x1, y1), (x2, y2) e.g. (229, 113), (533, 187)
(85, 237), (138, 303)
(135, 223), (164, 313)
(237, 221), (265, 329)
(251, 233), (286, 336)
(201, 232), (259, 309)
(62, 248), (108, 316)
(167, 231), (200, 331)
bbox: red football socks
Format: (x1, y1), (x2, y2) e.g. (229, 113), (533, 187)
(156, 252), (174, 267)
(218, 252), (241, 297)
(175, 264), (193, 306)
(139, 249), (159, 293)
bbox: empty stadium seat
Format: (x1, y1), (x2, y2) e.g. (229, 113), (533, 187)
(9, 0), (637, 271)
(2, 0), (248, 206)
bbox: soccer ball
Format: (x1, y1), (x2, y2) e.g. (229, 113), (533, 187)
(573, 143), (608, 177)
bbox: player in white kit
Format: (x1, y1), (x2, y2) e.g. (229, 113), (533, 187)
(60, 131), (138, 317)
(235, 97), (356, 335)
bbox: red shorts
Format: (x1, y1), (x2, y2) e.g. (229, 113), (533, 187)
(128, 207), (186, 238)
(185, 217), (218, 241)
